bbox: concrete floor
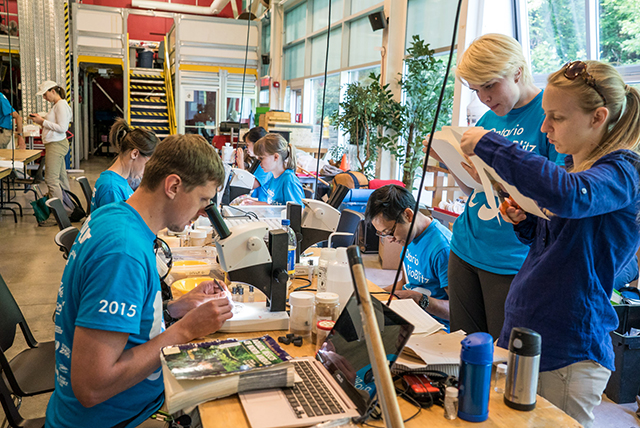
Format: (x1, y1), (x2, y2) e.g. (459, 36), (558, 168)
(1, 155), (638, 427)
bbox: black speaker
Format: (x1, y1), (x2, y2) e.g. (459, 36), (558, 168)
(261, 54), (270, 65)
(368, 11), (387, 32)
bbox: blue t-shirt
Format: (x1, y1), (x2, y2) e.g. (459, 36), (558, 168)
(253, 164), (273, 187)
(403, 220), (452, 329)
(91, 170), (134, 212)
(0, 93), (15, 129)
(475, 133), (640, 372)
(46, 202), (165, 428)
(256, 168), (304, 205)
(451, 91), (563, 275)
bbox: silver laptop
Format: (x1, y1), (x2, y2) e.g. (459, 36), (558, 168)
(240, 294), (415, 428)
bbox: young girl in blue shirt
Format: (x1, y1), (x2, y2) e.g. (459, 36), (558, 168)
(461, 61), (640, 428)
(91, 119), (159, 212)
(244, 133), (304, 206)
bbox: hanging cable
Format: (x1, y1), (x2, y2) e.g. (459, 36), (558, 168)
(387, 0), (464, 306)
(6, 2), (15, 175)
(238, 4), (252, 139)
(312, 0), (332, 199)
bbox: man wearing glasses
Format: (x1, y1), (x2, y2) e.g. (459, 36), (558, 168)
(46, 134), (234, 428)
(365, 184), (452, 330)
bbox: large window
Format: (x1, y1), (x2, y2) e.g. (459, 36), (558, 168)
(405, 0), (458, 53)
(351, 0), (381, 14)
(526, 0), (640, 81)
(309, 74), (341, 147)
(312, 0), (343, 32)
(349, 16), (383, 66)
(310, 28), (342, 74)
(285, 3), (307, 44)
(284, 43), (305, 80)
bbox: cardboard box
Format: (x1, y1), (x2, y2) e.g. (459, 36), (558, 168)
(259, 111), (291, 128)
(378, 236), (403, 270)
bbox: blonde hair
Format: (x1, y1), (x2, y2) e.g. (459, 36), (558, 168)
(456, 33), (532, 86)
(547, 61), (640, 172)
(253, 133), (296, 171)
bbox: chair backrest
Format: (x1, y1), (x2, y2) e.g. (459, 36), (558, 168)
(0, 274), (37, 354)
(0, 373), (45, 428)
(45, 198), (72, 230)
(332, 209), (364, 248)
(303, 187), (313, 199)
(75, 176), (92, 215)
(54, 226), (80, 259)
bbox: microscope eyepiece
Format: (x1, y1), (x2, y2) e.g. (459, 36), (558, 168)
(205, 203), (231, 240)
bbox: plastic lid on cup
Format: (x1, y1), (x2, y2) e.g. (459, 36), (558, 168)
(445, 386), (458, 398)
(317, 320), (335, 331)
(497, 363), (507, 374)
(315, 292), (339, 304)
(189, 230), (207, 239)
(289, 291), (314, 307)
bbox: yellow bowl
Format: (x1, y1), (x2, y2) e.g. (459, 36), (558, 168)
(171, 276), (213, 297)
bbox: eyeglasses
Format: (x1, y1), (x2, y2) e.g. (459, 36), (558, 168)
(563, 61), (607, 106)
(375, 214), (402, 238)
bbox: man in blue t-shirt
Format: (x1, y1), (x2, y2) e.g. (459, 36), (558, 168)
(45, 134), (234, 428)
(0, 92), (24, 149)
(365, 185), (452, 329)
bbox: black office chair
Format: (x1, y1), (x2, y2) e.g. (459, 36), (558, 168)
(303, 187), (314, 199)
(45, 198), (71, 231)
(330, 209), (364, 248)
(0, 273), (55, 399)
(75, 176), (92, 216)
(0, 374), (45, 428)
(11, 157), (45, 201)
(54, 226), (80, 260)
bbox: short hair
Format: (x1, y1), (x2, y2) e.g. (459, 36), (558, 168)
(547, 61), (640, 171)
(243, 126), (268, 143)
(364, 185), (415, 224)
(109, 118), (159, 157)
(140, 134), (225, 192)
(253, 133), (296, 171)
(456, 33), (532, 86)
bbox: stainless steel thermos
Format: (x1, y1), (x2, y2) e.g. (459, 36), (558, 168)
(458, 332), (493, 422)
(504, 327), (541, 411)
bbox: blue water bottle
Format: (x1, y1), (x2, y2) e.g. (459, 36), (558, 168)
(458, 332), (493, 422)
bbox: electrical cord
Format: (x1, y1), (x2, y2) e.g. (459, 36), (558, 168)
(222, 204), (259, 219)
(312, 0), (333, 199)
(387, 0), (464, 306)
(238, 5), (252, 129)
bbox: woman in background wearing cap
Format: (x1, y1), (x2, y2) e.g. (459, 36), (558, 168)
(30, 80), (74, 221)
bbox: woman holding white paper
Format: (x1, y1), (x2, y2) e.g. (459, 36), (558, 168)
(460, 60), (640, 428)
(427, 34), (563, 340)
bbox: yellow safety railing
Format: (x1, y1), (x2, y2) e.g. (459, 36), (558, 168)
(163, 36), (177, 135)
(126, 33), (131, 124)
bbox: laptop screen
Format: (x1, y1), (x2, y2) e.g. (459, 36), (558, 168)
(315, 294), (414, 415)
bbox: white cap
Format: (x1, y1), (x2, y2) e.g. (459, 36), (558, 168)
(36, 80), (58, 96)
(497, 363), (508, 373)
(445, 386), (458, 397)
(289, 291), (315, 307)
(315, 292), (339, 304)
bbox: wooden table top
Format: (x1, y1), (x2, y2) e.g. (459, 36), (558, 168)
(0, 149), (42, 164)
(0, 167), (10, 180)
(196, 276), (580, 428)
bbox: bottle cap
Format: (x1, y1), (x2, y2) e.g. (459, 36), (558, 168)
(460, 332), (494, 365)
(317, 320), (335, 331)
(315, 292), (339, 304)
(497, 363), (507, 374)
(289, 291), (314, 307)
(445, 386), (458, 398)
(508, 327), (541, 357)
(281, 219), (290, 226)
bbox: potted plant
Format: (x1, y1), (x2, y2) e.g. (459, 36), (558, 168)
(389, 35), (455, 188)
(330, 73), (401, 178)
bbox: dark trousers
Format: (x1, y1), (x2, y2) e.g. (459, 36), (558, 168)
(448, 251), (515, 340)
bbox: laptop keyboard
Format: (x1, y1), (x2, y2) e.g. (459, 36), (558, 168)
(224, 217), (283, 231)
(283, 360), (346, 419)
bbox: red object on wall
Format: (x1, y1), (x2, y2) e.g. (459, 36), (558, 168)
(272, 81), (280, 88)
(82, 1), (244, 19)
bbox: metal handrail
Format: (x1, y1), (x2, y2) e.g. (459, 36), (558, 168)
(126, 33), (131, 124)
(163, 35), (177, 135)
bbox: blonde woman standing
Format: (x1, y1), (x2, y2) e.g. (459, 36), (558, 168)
(30, 80), (73, 221)
(461, 60), (640, 427)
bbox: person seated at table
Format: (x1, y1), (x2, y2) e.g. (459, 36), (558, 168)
(0, 90), (24, 150)
(91, 118), (159, 212)
(45, 134), (234, 428)
(234, 126), (271, 192)
(240, 133), (304, 206)
(365, 184), (451, 330)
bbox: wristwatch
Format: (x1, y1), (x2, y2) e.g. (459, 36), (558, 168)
(15, 132), (22, 136)
(162, 300), (177, 325)
(418, 294), (430, 310)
